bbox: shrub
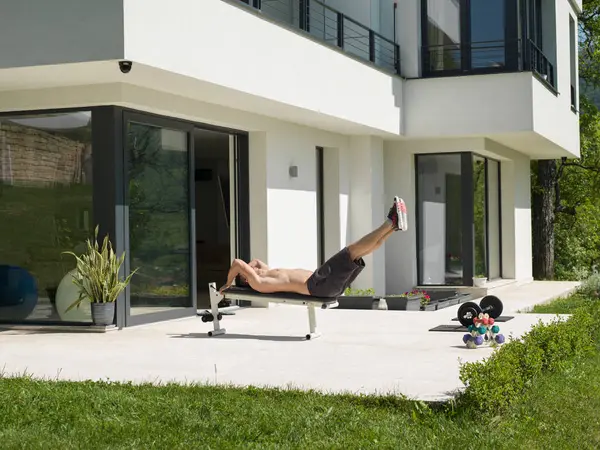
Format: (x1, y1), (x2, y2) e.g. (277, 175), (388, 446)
(343, 287), (375, 296)
(458, 304), (600, 412)
(577, 273), (600, 298)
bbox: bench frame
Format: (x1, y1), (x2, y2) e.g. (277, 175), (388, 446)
(207, 282), (339, 340)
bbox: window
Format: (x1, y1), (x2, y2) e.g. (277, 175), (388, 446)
(569, 15), (577, 110)
(416, 154), (464, 285)
(425, 0), (462, 72)
(470, 0), (506, 69)
(0, 112), (94, 323)
(416, 153), (502, 286)
(423, 0), (514, 74)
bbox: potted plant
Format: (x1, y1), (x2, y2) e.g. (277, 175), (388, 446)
(337, 287), (376, 310)
(63, 227), (137, 326)
(384, 289), (431, 311)
(473, 274), (488, 287)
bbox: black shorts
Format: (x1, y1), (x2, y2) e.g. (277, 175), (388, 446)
(306, 247), (365, 298)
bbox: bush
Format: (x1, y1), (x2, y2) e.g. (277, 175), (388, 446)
(458, 304), (600, 412)
(577, 273), (600, 298)
(343, 287), (375, 296)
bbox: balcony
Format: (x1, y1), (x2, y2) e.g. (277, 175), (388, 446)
(238, 0), (400, 75)
(422, 39), (556, 90)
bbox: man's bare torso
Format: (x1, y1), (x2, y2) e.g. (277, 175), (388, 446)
(254, 267), (313, 295)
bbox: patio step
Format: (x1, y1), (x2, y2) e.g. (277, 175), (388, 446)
(417, 278), (533, 300)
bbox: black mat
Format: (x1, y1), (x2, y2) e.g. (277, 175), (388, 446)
(430, 316), (515, 333)
(429, 324), (469, 332)
(451, 315), (515, 323)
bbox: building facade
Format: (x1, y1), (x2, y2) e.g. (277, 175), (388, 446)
(0, 0), (581, 327)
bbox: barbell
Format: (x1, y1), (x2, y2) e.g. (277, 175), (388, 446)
(457, 295), (504, 327)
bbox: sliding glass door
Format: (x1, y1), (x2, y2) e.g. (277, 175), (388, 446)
(416, 153), (465, 286)
(124, 114), (194, 325)
(416, 153), (502, 286)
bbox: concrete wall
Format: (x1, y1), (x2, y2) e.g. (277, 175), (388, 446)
(0, 0), (124, 68)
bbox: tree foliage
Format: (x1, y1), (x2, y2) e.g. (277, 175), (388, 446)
(549, 0), (600, 280)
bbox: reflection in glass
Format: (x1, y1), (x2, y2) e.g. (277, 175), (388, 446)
(473, 156), (487, 278)
(427, 0), (462, 71)
(470, 0), (506, 69)
(417, 154), (463, 285)
(127, 122), (191, 316)
(0, 112), (93, 323)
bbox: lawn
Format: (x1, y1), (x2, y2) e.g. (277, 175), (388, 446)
(528, 293), (596, 314)
(1, 351), (600, 450)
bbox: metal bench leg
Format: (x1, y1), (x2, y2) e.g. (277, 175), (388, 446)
(306, 304), (321, 340)
(207, 282), (226, 337)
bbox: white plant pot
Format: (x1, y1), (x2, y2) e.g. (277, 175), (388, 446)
(473, 277), (488, 288)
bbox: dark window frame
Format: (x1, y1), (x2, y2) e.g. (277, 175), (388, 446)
(414, 152), (502, 287)
(316, 147), (325, 266)
(0, 106), (107, 326)
(0, 106), (250, 328)
(421, 0), (522, 77)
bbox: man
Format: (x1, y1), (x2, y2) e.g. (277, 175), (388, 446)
(219, 196), (408, 298)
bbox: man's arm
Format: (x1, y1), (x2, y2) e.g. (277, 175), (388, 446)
(219, 259), (261, 294)
(248, 259), (269, 270)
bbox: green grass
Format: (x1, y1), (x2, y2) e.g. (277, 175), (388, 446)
(2, 352), (600, 450)
(529, 293), (597, 314)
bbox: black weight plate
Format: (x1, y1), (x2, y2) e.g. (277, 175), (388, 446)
(457, 302), (483, 327)
(480, 295), (503, 319)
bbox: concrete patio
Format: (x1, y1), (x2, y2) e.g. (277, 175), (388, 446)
(0, 281), (579, 402)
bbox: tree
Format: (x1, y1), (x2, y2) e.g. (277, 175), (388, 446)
(531, 0), (600, 280)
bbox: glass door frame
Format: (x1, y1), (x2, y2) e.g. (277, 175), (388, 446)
(115, 109), (251, 328)
(415, 152), (474, 286)
(415, 152), (502, 287)
(480, 155), (503, 281)
(122, 111), (196, 327)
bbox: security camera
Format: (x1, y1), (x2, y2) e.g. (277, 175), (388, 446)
(118, 60), (133, 74)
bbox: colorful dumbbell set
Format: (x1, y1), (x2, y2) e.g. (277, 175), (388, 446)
(462, 313), (506, 349)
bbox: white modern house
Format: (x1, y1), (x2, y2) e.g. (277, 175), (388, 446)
(0, 0), (581, 327)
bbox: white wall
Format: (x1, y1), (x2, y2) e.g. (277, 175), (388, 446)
(248, 128), (351, 274)
(500, 153), (533, 281)
(384, 145), (417, 294)
(122, 0), (403, 136)
(404, 72), (580, 158)
(347, 136), (386, 294)
(0, 0), (124, 68)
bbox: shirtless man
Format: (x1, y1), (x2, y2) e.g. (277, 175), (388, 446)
(219, 196), (408, 298)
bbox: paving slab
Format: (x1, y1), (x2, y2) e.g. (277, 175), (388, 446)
(0, 281), (579, 401)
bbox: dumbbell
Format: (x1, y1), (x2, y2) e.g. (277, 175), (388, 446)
(457, 295), (503, 327)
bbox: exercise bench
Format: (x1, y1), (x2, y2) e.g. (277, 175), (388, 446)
(207, 282), (339, 340)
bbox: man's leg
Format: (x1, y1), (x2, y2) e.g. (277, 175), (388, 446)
(347, 197), (407, 261)
(347, 222), (394, 261)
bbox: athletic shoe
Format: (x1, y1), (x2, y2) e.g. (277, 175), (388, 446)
(387, 196), (408, 232)
(397, 197), (408, 231)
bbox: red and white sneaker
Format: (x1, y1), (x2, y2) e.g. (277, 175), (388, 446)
(387, 196), (408, 231)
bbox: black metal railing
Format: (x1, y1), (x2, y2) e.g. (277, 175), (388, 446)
(238, 0), (400, 75)
(527, 40), (555, 88)
(423, 39), (514, 73)
(422, 38), (556, 89)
